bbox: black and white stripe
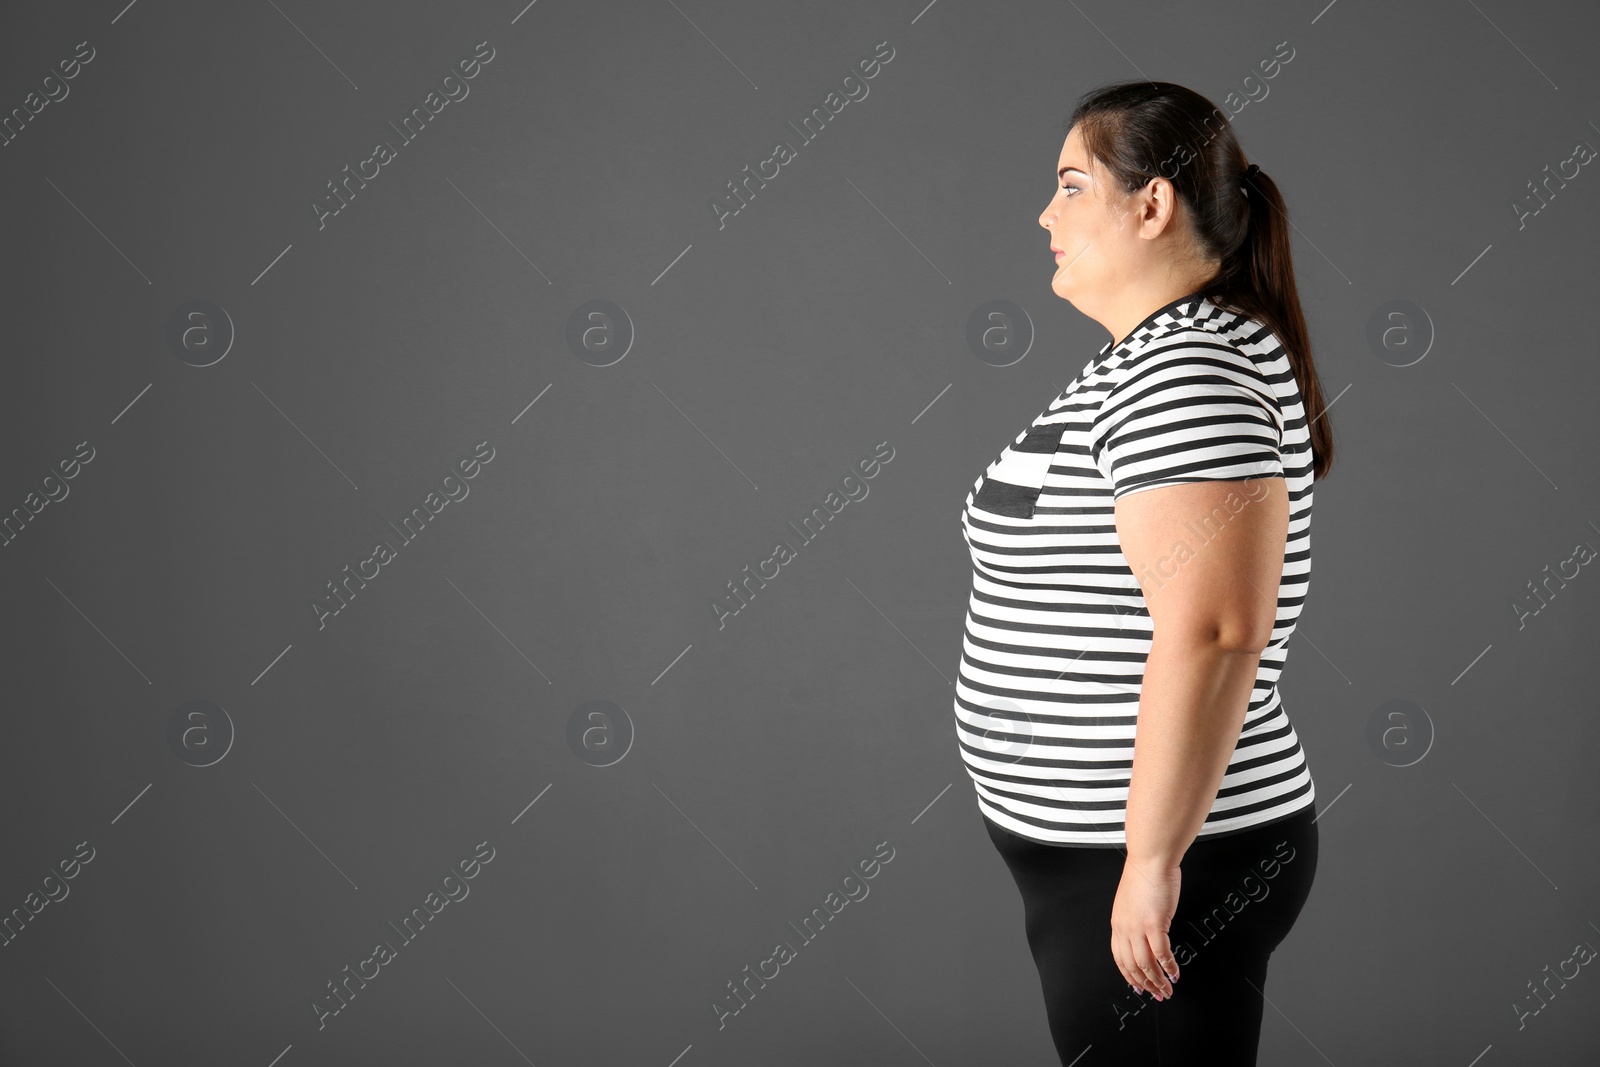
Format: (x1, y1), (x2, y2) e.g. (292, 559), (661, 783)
(956, 291), (1316, 847)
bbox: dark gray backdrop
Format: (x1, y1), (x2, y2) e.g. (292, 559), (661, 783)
(2, 0), (1597, 1063)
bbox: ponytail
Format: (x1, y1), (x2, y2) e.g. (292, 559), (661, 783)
(1214, 165), (1334, 480)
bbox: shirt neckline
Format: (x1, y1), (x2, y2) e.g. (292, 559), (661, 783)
(1095, 288), (1212, 360)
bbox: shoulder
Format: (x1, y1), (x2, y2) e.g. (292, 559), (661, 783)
(1103, 326), (1277, 403)
(1091, 322), (1285, 445)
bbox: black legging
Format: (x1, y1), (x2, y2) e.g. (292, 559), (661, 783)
(985, 804), (1319, 1066)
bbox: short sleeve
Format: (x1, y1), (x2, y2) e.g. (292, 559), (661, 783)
(1090, 343), (1284, 500)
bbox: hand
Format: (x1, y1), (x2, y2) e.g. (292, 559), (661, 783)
(1111, 858), (1182, 1000)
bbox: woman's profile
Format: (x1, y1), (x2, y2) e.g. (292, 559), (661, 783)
(956, 81), (1335, 1065)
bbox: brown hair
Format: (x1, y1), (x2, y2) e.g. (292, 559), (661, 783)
(1067, 80), (1334, 480)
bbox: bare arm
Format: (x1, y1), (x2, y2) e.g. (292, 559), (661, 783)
(1113, 474), (1289, 868)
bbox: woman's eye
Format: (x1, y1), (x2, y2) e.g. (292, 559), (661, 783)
(1059, 185), (1078, 197)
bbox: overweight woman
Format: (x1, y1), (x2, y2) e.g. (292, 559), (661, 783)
(955, 81), (1335, 1065)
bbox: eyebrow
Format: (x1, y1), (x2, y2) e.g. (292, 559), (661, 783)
(1057, 165), (1089, 181)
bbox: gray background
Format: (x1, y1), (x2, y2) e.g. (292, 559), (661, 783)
(1, 0), (1596, 1063)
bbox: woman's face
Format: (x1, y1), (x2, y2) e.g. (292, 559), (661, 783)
(1038, 125), (1142, 307)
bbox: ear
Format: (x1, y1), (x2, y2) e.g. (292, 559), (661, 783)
(1136, 176), (1181, 239)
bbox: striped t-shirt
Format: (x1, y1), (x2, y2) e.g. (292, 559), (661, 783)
(956, 290), (1316, 847)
